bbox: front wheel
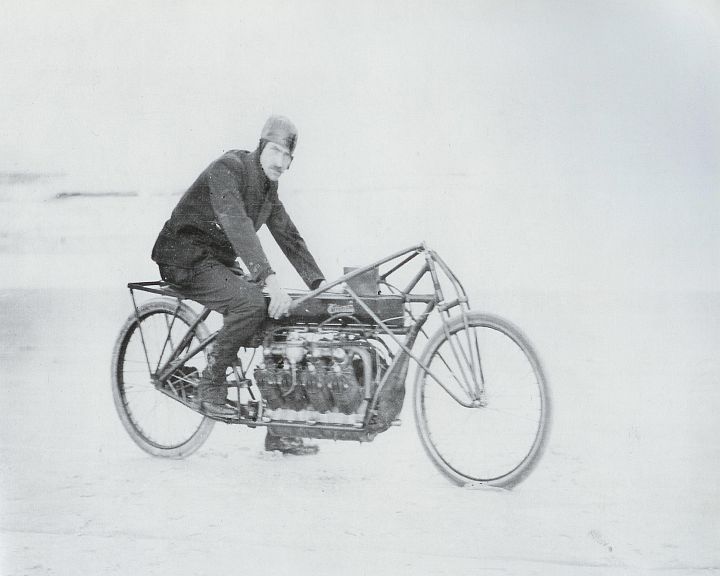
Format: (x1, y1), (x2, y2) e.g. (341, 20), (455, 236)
(111, 298), (215, 458)
(414, 312), (551, 488)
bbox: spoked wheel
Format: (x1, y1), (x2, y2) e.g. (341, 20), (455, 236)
(111, 298), (214, 458)
(414, 312), (551, 488)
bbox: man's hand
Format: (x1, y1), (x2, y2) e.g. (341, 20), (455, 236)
(265, 274), (292, 319)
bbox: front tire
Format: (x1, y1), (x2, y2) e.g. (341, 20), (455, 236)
(111, 298), (214, 458)
(414, 312), (551, 488)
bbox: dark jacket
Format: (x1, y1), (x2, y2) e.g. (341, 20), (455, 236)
(152, 149), (324, 288)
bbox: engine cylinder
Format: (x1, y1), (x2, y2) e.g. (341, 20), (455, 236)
(254, 366), (283, 410)
(256, 331), (374, 418)
(301, 364), (334, 413)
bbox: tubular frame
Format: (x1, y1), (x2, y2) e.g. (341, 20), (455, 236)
(126, 243), (485, 425)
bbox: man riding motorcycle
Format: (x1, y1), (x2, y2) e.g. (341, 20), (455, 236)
(151, 115), (324, 455)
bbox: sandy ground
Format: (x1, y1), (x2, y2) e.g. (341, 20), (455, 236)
(0, 192), (718, 575)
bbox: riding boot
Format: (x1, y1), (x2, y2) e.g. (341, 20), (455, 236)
(197, 350), (236, 418)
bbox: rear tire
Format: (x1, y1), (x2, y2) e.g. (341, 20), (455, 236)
(111, 298), (214, 458)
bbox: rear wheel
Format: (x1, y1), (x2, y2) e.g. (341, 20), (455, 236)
(111, 298), (214, 458)
(414, 312), (551, 488)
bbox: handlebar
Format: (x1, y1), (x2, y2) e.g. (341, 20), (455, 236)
(289, 243), (425, 310)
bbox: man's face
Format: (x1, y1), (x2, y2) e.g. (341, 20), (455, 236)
(260, 142), (293, 181)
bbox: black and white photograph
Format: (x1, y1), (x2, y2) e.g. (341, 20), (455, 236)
(1, 1), (718, 574)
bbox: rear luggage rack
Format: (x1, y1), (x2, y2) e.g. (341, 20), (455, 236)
(127, 280), (185, 299)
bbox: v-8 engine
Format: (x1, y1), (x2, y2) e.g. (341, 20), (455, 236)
(254, 330), (378, 425)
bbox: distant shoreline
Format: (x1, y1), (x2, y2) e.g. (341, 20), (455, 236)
(0, 172), (65, 185)
(54, 191), (138, 200)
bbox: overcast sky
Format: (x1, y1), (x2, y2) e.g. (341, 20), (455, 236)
(1, 1), (718, 291)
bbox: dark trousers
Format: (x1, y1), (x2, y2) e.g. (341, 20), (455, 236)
(159, 259), (267, 387)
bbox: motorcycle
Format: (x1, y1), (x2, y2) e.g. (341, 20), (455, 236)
(111, 243), (551, 488)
